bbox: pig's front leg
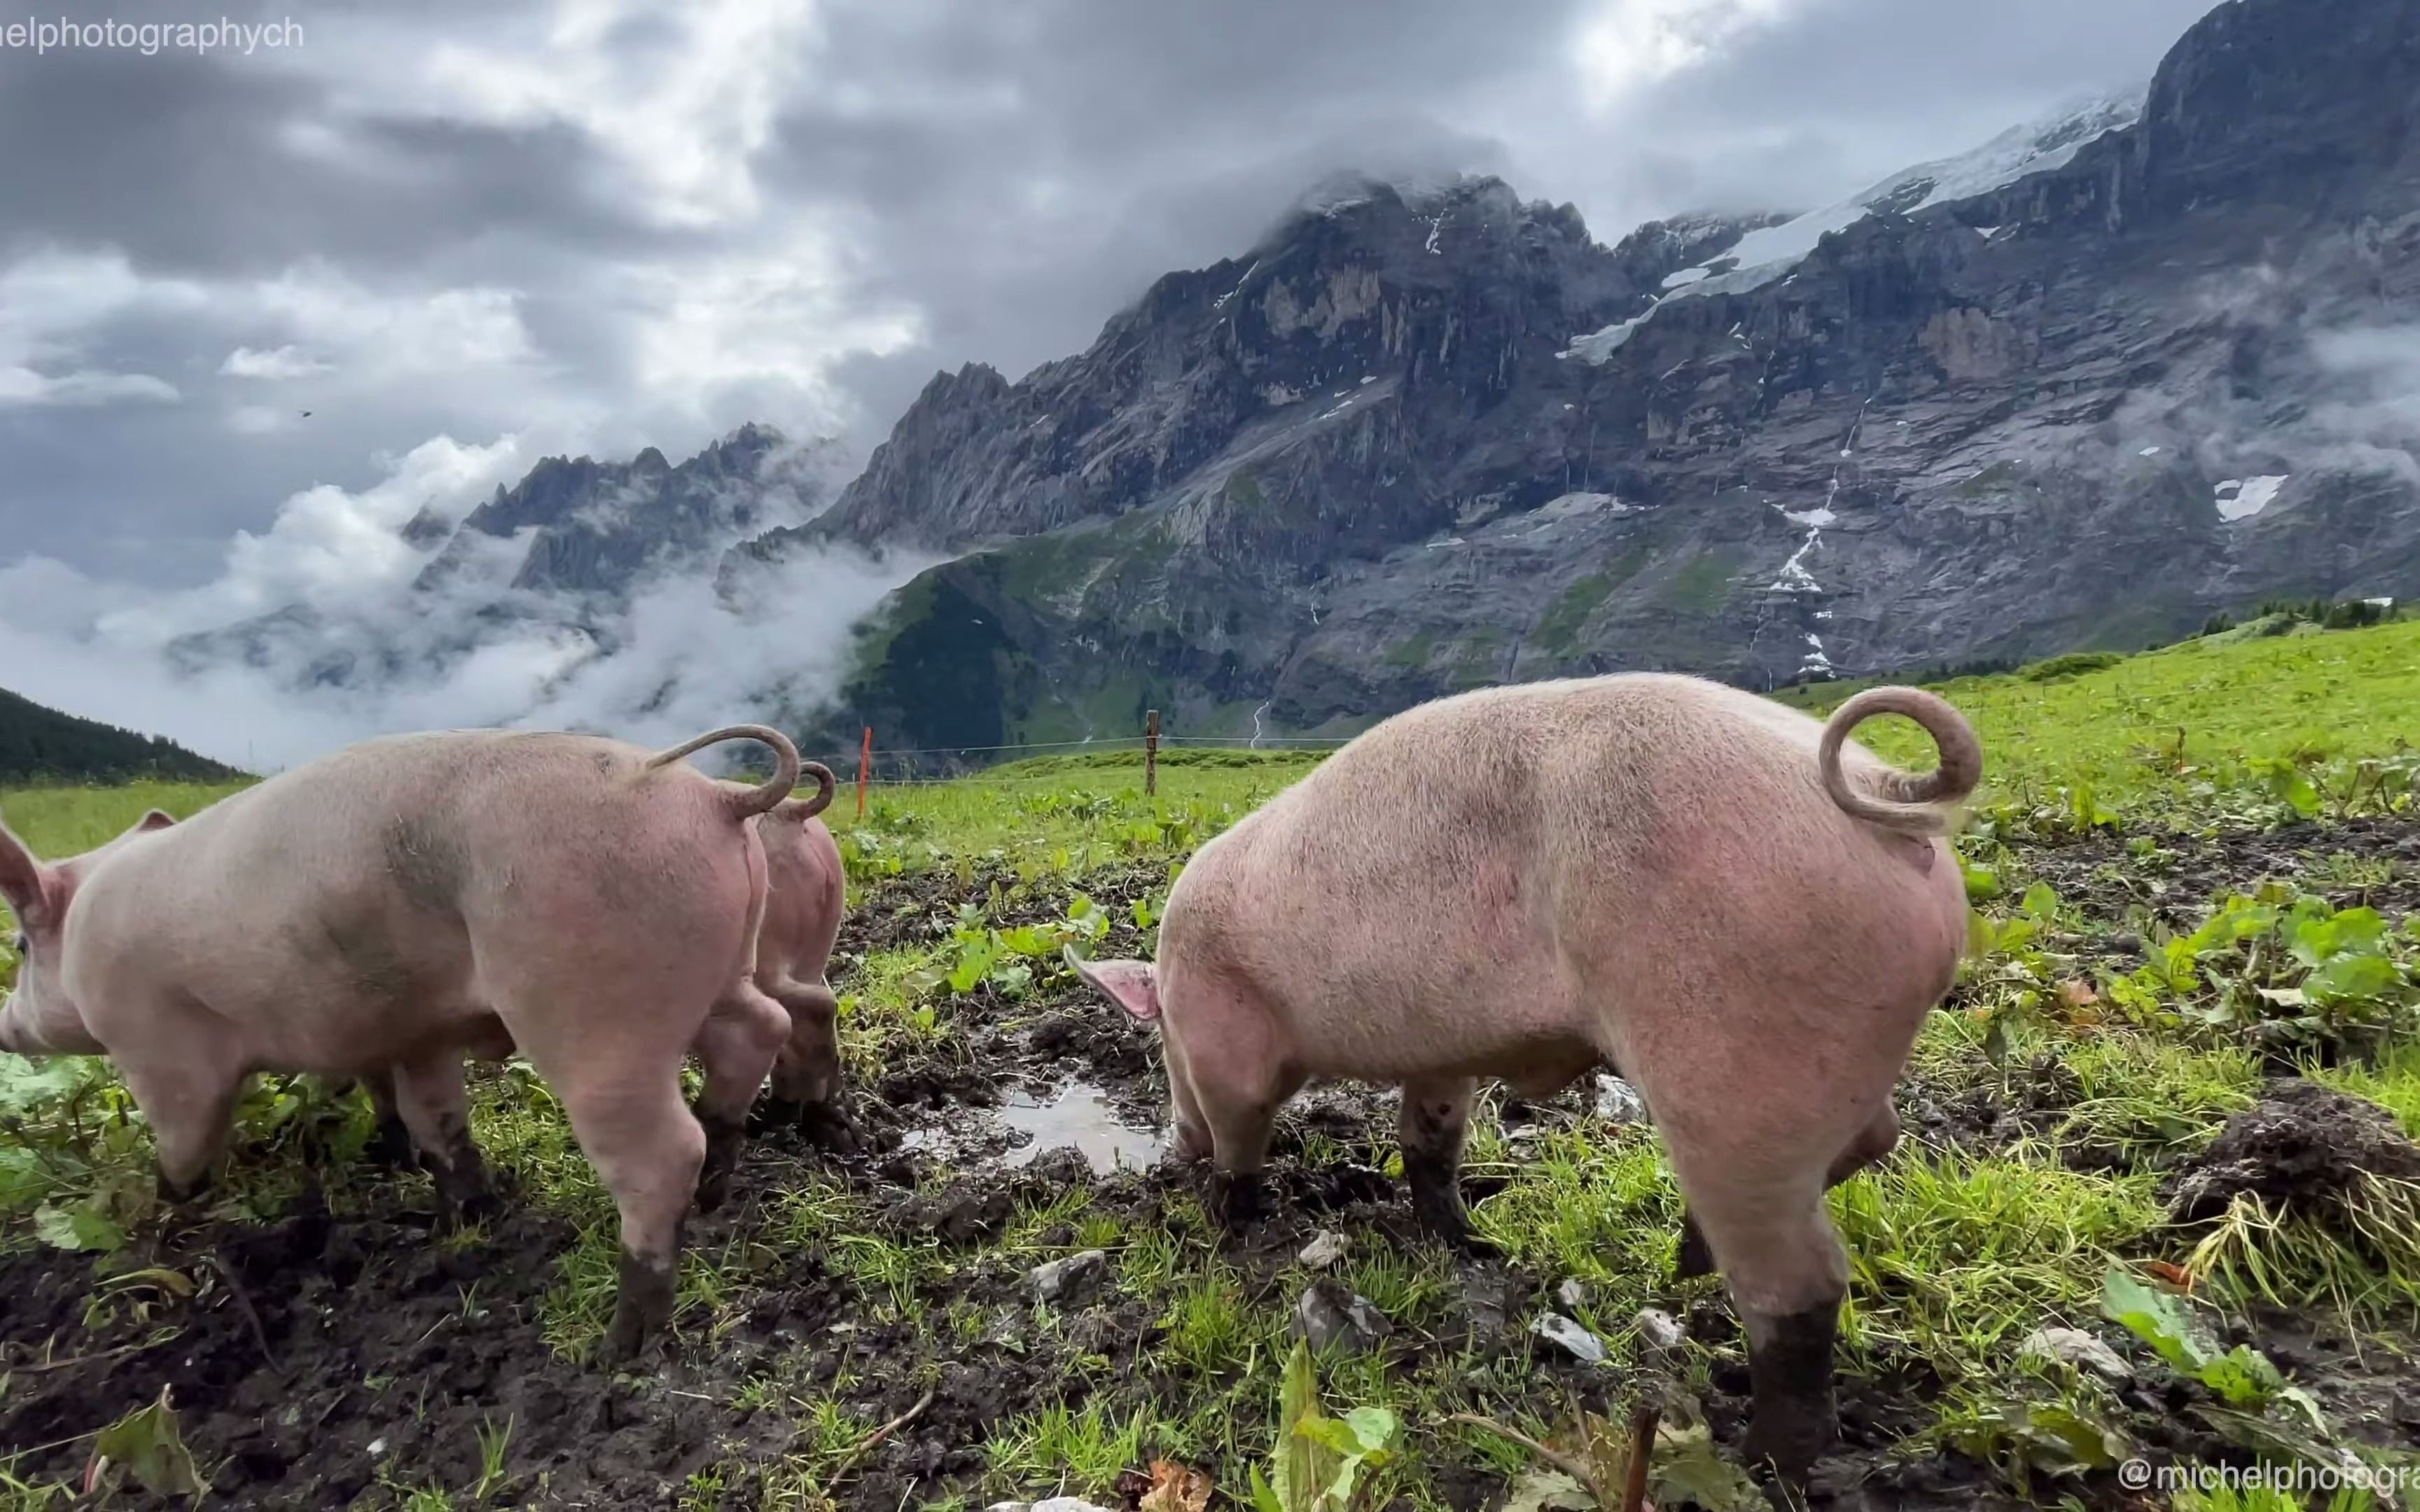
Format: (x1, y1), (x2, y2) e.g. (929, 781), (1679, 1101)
(118, 1023), (247, 1205)
(1183, 1041), (1303, 1236)
(361, 1070), (417, 1170)
(1398, 1075), (1495, 1255)
(761, 981), (865, 1156)
(389, 1050), (499, 1228)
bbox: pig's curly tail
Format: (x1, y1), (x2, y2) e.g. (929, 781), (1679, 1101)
(1816, 687), (1982, 837)
(645, 725), (801, 819)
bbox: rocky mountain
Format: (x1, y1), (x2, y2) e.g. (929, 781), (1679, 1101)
(0, 685), (243, 784)
(171, 424), (848, 691)
(730, 0), (2420, 755)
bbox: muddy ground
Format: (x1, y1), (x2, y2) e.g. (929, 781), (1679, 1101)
(4, 821), (2419, 1509)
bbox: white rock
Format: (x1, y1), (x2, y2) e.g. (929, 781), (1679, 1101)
(1032, 1500), (1117, 1512)
(1030, 1249), (1108, 1303)
(1634, 1307), (1688, 1353)
(1594, 1074), (1648, 1124)
(1298, 1231), (1349, 1269)
(2020, 1326), (2133, 1381)
(1532, 1312), (1606, 1364)
(1554, 1278), (1588, 1310)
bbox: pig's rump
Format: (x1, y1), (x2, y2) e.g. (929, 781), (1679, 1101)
(59, 730), (766, 1081)
(1172, 674), (1968, 1100)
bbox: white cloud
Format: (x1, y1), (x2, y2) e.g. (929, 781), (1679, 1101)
(319, 0), (826, 230)
(0, 249), (199, 409)
(220, 344), (336, 380)
(0, 366), (180, 407)
(1572, 0), (1798, 107)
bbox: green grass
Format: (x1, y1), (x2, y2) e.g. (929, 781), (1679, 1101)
(6, 617), (2420, 1508)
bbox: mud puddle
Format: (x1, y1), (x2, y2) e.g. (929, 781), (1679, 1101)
(904, 1078), (1169, 1175)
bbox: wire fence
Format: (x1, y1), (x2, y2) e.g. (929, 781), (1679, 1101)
(799, 721), (1354, 790)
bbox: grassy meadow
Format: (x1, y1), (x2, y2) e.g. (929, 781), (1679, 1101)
(2, 615), (2419, 1510)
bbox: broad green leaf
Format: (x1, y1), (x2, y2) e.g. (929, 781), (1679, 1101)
(1339, 1406), (1399, 1454)
(2198, 1345), (2286, 1407)
(2021, 881), (2060, 919)
(2101, 1268), (2213, 1373)
(1648, 1420), (1765, 1512)
(2305, 953), (2404, 1004)
(90, 1390), (202, 1496)
(33, 1203), (125, 1254)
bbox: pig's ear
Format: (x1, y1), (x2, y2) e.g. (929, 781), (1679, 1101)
(135, 809), (178, 833)
(1062, 946), (1160, 1022)
(0, 816), (57, 925)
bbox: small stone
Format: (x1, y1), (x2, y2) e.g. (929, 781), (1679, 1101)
(1029, 1249), (1108, 1304)
(367, 1438), (387, 1457)
(1634, 1307), (1687, 1353)
(1031, 1499), (1115, 1512)
(1531, 1312), (1606, 1364)
(1594, 1075), (1648, 1125)
(1298, 1231), (1349, 1269)
(2020, 1326), (2134, 1382)
(1295, 1282), (1393, 1355)
(1554, 1278), (1588, 1310)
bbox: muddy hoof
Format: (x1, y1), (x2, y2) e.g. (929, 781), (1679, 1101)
(1674, 1212), (1716, 1280)
(795, 1096), (872, 1156)
(1206, 1170), (1266, 1234)
(364, 1116), (417, 1170)
(1743, 1412), (1835, 1486)
(695, 1156), (737, 1216)
(599, 1251), (676, 1367)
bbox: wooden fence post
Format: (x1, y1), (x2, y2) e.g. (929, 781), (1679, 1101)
(1145, 710), (1161, 797)
(858, 727), (872, 818)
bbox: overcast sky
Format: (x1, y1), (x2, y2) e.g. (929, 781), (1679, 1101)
(0, 0), (2219, 596)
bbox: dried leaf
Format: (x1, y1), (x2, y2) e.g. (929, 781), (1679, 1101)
(1139, 1458), (1214, 1512)
(1500, 1468), (1597, 1512)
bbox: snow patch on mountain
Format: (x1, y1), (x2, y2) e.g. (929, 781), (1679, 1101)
(1564, 90), (2145, 365)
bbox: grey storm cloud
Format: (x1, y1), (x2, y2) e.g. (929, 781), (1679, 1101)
(0, 0), (2224, 587)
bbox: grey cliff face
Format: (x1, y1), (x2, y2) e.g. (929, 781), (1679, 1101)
(745, 0), (2420, 755)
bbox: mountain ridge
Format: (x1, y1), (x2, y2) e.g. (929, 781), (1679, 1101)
(730, 0), (2420, 756)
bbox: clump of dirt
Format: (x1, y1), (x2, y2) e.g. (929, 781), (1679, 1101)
(2163, 1078), (2420, 1225)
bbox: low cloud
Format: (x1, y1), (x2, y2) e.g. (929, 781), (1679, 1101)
(219, 343), (334, 379)
(1, 433), (931, 772)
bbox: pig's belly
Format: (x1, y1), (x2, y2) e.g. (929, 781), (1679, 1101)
(196, 957), (492, 1079)
(1278, 950), (1597, 1087)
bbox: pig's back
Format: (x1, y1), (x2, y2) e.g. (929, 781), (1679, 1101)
(1185, 675), (1954, 1079)
(74, 729), (732, 1070)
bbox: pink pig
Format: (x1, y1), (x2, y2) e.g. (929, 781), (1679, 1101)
(352, 763), (856, 1175)
(0, 724), (806, 1362)
(1065, 674), (1980, 1480)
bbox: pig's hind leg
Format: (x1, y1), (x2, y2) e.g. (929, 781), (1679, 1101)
(691, 983), (793, 1213)
(1675, 1104), (1899, 1280)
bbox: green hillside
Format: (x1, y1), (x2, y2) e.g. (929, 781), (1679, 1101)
(0, 685), (244, 786)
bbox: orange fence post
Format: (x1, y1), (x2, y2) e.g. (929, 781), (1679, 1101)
(1145, 709), (1160, 796)
(858, 727), (872, 818)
